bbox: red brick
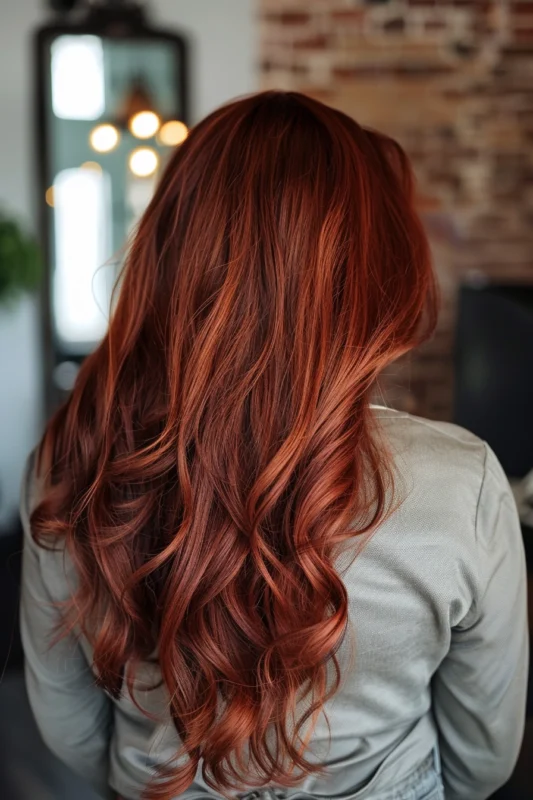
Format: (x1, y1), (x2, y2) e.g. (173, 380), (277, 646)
(416, 193), (443, 211)
(453, 0), (492, 8)
(472, 21), (495, 34)
(442, 88), (467, 99)
(395, 63), (454, 77)
(489, 83), (533, 96)
(329, 10), (364, 23)
(384, 17), (406, 33)
(427, 171), (462, 188)
(425, 19), (448, 32)
(451, 41), (479, 58)
(265, 11), (310, 25)
(293, 35), (329, 49)
(511, 2), (533, 13)
(332, 65), (394, 79)
(502, 44), (533, 55)
(290, 63), (308, 75)
(513, 27), (533, 41)
(456, 147), (480, 158)
(305, 89), (334, 101)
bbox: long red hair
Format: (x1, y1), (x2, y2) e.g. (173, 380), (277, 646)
(32, 91), (437, 798)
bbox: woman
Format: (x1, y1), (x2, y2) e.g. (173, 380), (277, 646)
(20, 91), (528, 800)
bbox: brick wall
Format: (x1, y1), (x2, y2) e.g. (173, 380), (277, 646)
(259, 0), (533, 420)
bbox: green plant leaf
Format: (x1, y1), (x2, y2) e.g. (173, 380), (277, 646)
(0, 212), (42, 306)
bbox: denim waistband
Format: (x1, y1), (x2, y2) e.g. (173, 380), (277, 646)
(237, 745), (442, 800)
(127, 745), (443, 800)
(385, 747), (439, 797)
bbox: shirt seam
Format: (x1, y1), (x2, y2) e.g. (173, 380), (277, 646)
(455, 440), (488, 629)
(474, 441), (490, 548)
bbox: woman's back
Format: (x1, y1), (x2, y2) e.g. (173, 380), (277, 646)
(21, 406), (528, 799)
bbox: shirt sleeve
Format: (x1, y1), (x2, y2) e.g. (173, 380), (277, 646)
(19, 453), (114, 799)
(432, 442), (530, 800)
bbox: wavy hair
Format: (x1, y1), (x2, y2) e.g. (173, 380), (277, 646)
(32, 91), (438, 798)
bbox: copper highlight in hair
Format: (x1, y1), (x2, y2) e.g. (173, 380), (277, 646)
(32, 91), (438, 798)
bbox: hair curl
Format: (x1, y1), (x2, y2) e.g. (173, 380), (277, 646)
(32, 91), (438, 798)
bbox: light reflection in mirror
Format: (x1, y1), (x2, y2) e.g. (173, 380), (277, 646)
(158, 119), (188, 146)
(51, 35), (105, 120)
(129, 110), (160, 139)
(128, 147), (159, 178)
(52, 167), (112, 348)
(89, 123), (120, 153)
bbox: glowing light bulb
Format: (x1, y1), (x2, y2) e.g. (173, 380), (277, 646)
(129, 110), (160, 139)
(158, 120), (188, 147)
(128, 147), (159, 178)
(89, 124), (120, 153)
(45, 187), (54, 207)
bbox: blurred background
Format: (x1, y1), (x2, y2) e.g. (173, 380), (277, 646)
(0, 0), (531, 797)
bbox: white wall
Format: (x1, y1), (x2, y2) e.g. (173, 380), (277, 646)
(0, 0), (45, 530)
(0, 0), (257, 529)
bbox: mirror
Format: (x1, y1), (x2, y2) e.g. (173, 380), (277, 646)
(34, 5), (189, 411)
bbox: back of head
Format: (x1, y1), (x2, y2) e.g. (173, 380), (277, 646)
(32, 91), (437, 797)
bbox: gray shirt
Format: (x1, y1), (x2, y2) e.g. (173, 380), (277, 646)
(20, 407), (529, 800)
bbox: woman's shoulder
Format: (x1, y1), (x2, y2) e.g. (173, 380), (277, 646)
(370, 404), (488, 488)
(369, 405), (520, 568)
(369, 405), (495, 553)
(370, 404), (485, 446)
(363, 406), (524, 634)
